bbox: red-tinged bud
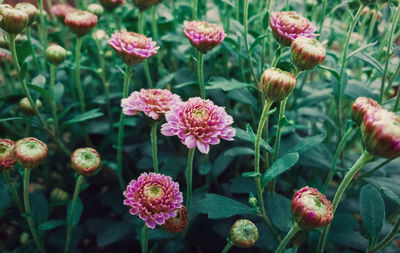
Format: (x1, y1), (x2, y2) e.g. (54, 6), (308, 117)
(14, 137), (48, 169)
(184, 20), (226, 54)
(291, 186), (333, 230)
(0, 139), (15, 170)
(45, 44), (70, 65)
(230, 219), (259, 248)
(291, 37), (326, 71)
(19, 97), (42, 116)
(352, 97), (381, 125)
(15, 3), (38, 25)
(132, 0), (159, 11)
(65, 10), (98, 37)
(71, 148), (101, 176)
(51, 4), (76, 24)
(0, 4), (29, 34)
(162, 206), (188, 233)
(99, 0), (126, 10)
(259, 68), (296, 102)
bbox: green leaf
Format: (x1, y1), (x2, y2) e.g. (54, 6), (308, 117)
(347, 42), (377, 59)
(288, 133), (326, 154)
(0, 117), (28, 123)
(62, 108), (104, 127)
(234, 125), (274, 153)
(206, 77), (254, 91)
(198, 156), (212, 175)
(318, 65), (340, 81)
(27, 84), (50, 101)
(31, 191), (49, 225)
(97, 221), (132, 247)
(195, 194), (254, 219)
(360, 184), (385, 242)
(224, 147), (254, 157)
(242, 172), (261, 178)
(39, 219), (66, 230)
(261, 153), (299, 187)
(67, 197), (83, 226)
(381, 186), (400, 205)
(354, 53), (383, 74)
(0, 178), (12, 210)
(266, 194), (292, 232)
(31, 74), (46, 87)
(250, 33), (269, 53)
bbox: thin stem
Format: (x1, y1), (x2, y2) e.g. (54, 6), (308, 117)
(23, 168), (47, 253)
(317, 151), (374, 253)
(141, 224), (149, 253)
(272, 97), (288, 163)
(150, 122), (160, 173)
(319, 0), (328, 33)
(385, 59), (400, 94)
(285, 0), (289, 11)
(367, 4), (382, 43)
(151, 6), (162, 75)
(50, 64), (59, 137)
(117, 65), (133, 191)
(336, 4), (364, 153)
(192, 0), (198, 19)
(221, 240), (234, 253)
(197, 51), (206, 99)
(367, 214), (400, 253)
(381, 5), (400, 103)
(138, 11), (154, 88)
(64, 175), (84, 253)
(3, 170), (24, 213)
(271, 46), (283, 68)
(322, 126), (357, 194)
(75, 37), (85, 113)
(274, 223), (301, 253)
(235, 0), (239, 21)
(243, 0), (259, 86)
(37, 0), (47, 48)
(261, 0), (272, 69)
(27, 27), (39, 68)
(186, 148), (196, 217)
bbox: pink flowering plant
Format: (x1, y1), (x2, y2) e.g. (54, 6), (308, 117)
(2, 0), (400, 253)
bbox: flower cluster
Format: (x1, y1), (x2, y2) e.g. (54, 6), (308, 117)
(123, 172), (183, 229)
(184, 20), (226, 53)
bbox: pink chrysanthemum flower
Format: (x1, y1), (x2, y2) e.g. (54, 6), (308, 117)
(184, 20), (226, 53)
(108, 31), (159, 65)
(161, 97), (235, 154)
(123, 172), (183, 229)
(121, 89), (182, 120)
(352, 97), (381, 125)
(270, 11), (316, 47)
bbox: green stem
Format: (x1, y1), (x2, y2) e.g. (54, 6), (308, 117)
(274, 223), (301, 253)
(64, 175), (84, 253)
(235, 0), (239, 21)
(243, 0), (259, 86)
(75, 37), (85, 113)
(50, 64), (59, 137)
(261, 0), (272, 69)
(23, 168), (47, 253)
(393, 90), (400, 112)
(186, 148), (196, 217)
(271, 46), (283, 68)
(192, 0), (198, 19)
(317, 151), (374, 253)
(3, 170), (24, 213)
(336, 4), (364, 153)
(197, 51), (206, 99)
(367, 214), (400, 253)
(272, 97), (288, 163)
(381, 5), (400, 103)
(37, 0), (47, 48)
(319, 0), (328, 33)
(151, 6), (162, 75)
(221, 240), (234, 253)
(285, 0), (289, 11)
(138, 11), (153, 88)
(322, 126), (357, 194)
(367, 4), (382, 43)
(141, 224), (149, 253)
(27, 27), (39, 68)
(117, 65), (133, 191)
(150, 122), (159, 173)
(385, 59), (400, 94)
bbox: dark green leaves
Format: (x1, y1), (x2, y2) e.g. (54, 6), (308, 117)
(67, 197), (83, 226)
(261, 153), (299, 187)
(39, 219), (66, 230)
(195, 194), (254, 219)
(288, 133), (326, 154)
(62, 108), (104, 128)
(206, 77), (254, 91)
(360, 184), (385, 243)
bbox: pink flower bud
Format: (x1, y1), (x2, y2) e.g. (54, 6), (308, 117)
(65, 10), (98, 37)
(0, 4), (29, 35)
(132, 0), (160, 11)
(230, 219), (259, 248)
(184, 20), (226, 54)
(99, 0), (125, 10)
(14, 137), (48, 169)
(291, 37), (326, 71)
(259, 68), (296, 102)
(291, 186), (333, 229)
(15, 3), (39, 25)
(352, 97), (381, 125)
(51, 4), (76, 24)
(0, 139), (15, 170)
(71, 148), (101, 176)
(162, 206), (188, 233)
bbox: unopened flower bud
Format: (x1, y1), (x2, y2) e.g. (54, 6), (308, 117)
(15, 137), (48, 169)
(51, 4), (76, 24)
(65, 11), (98, 37)
(184, 20), (226, 54)
(50, 187), (70, 203)
(352, 97), (381, 125)
(0, 139), (15, 170)
(15, 3), (38, 25)
(248, 193), (258, 207)
(19, 97), (42, 116)
(45, 44), (69, 65)
(230, 219), (258, 248)
(87, 4), (104, 17)
(291, 186), (333, 229)
(99, 0), (126, 10)
(132, 0), (159, 11)
(259, 68), (296, 102)
(0, 4), (29, 34)
(291, 37), (326, 71)
(71, 148), (101, 176)
(162, 206), (188, 233)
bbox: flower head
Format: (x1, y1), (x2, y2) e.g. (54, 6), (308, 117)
(108, 31), (159, 65)
(0, 139), (15, 170)
(184, 20), (226, 53)
(45, 44), (70, 65)
(352, 97), (381, 125)
(259, 68), (296, 102)
(71, 148), (101, 176)
(132, 0), (160, 11)
(230, 219), (259, 248)
(51, 4), (76, 23)
(270, 11), (316, 47)
(162, 206), (188, 233)
(87, 3), (104, 17)
(99, 0), (126, 10)
(121, 89), (181, 120)
(15, 3), (38, 25)
(362, 108), (400, 159)
(0, 4), (29, 34)
(19, 97), (42, 116)
(92, 29), (108, 41)
(14, 137), (48, 169)
(291, 186), (333, 229)
(65, 10), (98, 37)
(161, 97), (235, 154)
(291, 37), (326, 70)
(123, 172), (183, 229)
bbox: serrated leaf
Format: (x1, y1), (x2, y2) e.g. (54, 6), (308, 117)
(39, 219), (66, 230)
(261, 153), (299, 187)
(195, 194), (254, 219)
(288, 133), (326, 154)
(360, 184), (385, 242)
